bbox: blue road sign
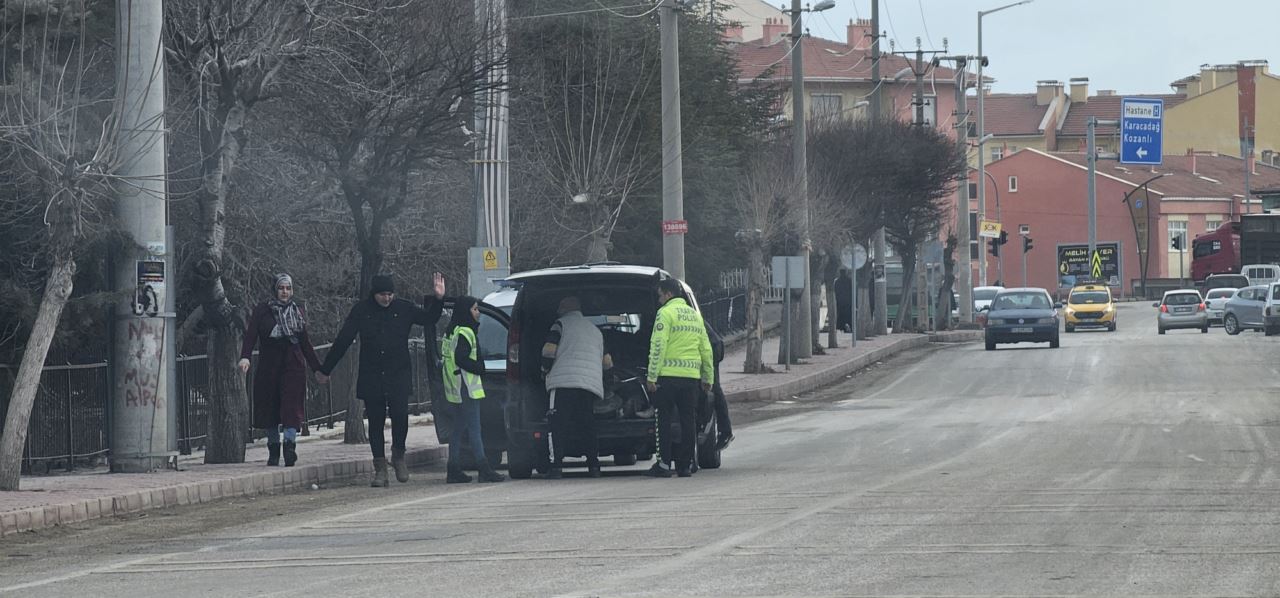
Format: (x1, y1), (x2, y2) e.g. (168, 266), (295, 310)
(1120, 98), (1163, 165)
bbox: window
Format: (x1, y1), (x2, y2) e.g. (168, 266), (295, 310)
(991, 147), (1004, 161)
(969, 211), (979, 259)
(1193, 239), (1221, 258)
(1206, 217), (1222, 232)
(1168, 220), (1187, 251)
(811, 94), (842, 117)
(1008, 176), (1019, 193)
(968, 182), (978, 197)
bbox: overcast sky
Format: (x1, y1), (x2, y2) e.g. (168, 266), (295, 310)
(803, 0), (1276, 94)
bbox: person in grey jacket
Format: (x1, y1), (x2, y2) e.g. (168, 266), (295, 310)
(541, 296), (612, 478)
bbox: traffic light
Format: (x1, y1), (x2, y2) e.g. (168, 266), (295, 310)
(1023, 236), (1034, 253)
(999, 230), (1009, 246)
(988, 237), (1000, 257)
(1170, 235), (1182, 251)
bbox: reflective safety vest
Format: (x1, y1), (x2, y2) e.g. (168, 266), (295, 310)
(441, 326), (485, 403)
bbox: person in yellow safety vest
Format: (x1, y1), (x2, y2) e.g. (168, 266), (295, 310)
(441, 296), (505, 484)
(644, 278), (714, 478)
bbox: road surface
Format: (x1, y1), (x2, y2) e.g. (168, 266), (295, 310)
(5, 304), (1280, 596)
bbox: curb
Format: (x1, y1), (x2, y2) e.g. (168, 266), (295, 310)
(724, 331), (981, 404)
(0, 446), (446, 538)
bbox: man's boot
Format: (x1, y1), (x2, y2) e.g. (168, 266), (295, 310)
(283, 441), (298, 467)
(371, 458), (390, 488)
(446, 466), (472, 484)
(645, 462), (673, 478)
(266, 442), (280, 467)
(677, 463), (693, 478)
(478, 466), (506, 483)
(391, 449), (410, 483)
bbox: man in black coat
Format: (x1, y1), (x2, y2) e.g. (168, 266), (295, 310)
(318, 272), (445, 487)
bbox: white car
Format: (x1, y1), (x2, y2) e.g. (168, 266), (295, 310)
(1203, 287), (1237, 325)
(973, 286), (1004, 312)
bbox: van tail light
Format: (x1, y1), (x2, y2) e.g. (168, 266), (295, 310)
(506, 319), (522, 383)
(1198, 303), (1206, 312)
(1160, 305), (1169, 313)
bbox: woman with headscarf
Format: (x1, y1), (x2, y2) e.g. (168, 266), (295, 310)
(239, 273), (322, 467)
(441, 295), (505, 484)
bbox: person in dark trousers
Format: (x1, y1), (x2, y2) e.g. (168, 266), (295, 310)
(317, 272), (445, 487)
(441, 296), (505, 484)
(542, 296), (613, 479)
(702, 317), (734, 452)
(834, 268), (853, 333)
(645, 278), (714, 478)
(239, 273), (322, 467)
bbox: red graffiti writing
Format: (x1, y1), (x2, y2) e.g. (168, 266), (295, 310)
(123, 320), (165, 409)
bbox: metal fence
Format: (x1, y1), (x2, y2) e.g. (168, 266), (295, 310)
(699, 290), (748, 338)
(1, 340), (441, 473)
(718, 268), (784, 303)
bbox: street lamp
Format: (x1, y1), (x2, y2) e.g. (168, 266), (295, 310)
(976, 0), (1034, 287)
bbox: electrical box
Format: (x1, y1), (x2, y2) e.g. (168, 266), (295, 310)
(134, 260), (165, 316)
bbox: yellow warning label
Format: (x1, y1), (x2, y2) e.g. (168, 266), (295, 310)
(482, 249), (499, 271)
(1091, 251), (1103, 279)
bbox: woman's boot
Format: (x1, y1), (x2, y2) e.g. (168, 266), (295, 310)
(371, 458), (389, 487)
(446, 466), (472, 484)
(391, 449), (409, 483)
(283, 441), (298, 467)
(267, 442), (281, 467)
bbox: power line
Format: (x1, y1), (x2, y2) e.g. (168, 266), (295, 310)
(882, 0), (901, 50)
(511, 3), (651, 20)
(592, 0), (662, 19)
(916, 0), (935, 49)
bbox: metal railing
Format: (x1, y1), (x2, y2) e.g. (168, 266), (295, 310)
(1, 340), (441, 472)
(699, 291), (748, 337)
(719, 268), (784, 303)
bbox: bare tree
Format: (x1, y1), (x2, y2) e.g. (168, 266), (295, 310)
(511, 8), (657, 263)
(164, 0), (315, 461)
(284, 0), (502, 297)
(733, 143), (793, 373)
(0, 0), (118, 490)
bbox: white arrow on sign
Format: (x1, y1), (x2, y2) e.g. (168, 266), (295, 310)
(1136, 147), (1148, 159)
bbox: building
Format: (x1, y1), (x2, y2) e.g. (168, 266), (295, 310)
(1166, 61), (1280, 165)
(976, 148), (1280, 296)
(718, 0), (784, 43)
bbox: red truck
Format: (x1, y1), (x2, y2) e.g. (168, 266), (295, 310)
(1191, 214), (1280, 281)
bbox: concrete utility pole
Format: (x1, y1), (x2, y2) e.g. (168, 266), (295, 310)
(870, 0), (889, 336)
(111, 0), (172, 473)
(939, 55), (974, 325)
(788, 0), (814, 358)
(1243, 116), (1252, 215)
(469, 0), (510, 297)
(659, 0), (686, 280)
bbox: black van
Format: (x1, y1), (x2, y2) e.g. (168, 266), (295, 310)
(494, 264), (723, 479)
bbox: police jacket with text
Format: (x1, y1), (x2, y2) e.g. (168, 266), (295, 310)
(646, 297), (714, 384)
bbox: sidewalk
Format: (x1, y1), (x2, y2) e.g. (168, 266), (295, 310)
(2, 322), (979, 539)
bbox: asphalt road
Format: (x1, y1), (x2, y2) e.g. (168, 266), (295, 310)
(6, 303), (1280, 597)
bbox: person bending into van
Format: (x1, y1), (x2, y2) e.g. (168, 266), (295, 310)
(542, 296), (613, 479)
(442, 296), (505, 484)
(645, 279), (714, 478)
(317, 272), (445, 488)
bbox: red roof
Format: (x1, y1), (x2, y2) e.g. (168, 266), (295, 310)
(1045, 151), (1280, 198)
(1058, 94), (1186, 137)
(981, 93), (1049, 136)
(734, 36), (962, 84)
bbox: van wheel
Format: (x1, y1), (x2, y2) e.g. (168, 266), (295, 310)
(1202, 326), (1210, 334)
(1224, 314), (1241, 336)
(1265, 326), (1276, 337)
(697, 420), (722, 470)
(613, 453), (637, 466)
(1049, 336), (1060, 349)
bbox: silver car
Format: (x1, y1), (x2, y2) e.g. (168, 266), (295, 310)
(1155, 290), (1208, 334)
(1203, 287), (1237, 325)
(1223, 285), (1268, 335)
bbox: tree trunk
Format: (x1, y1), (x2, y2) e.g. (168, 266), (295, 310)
(935, 237), (957, 332)
(203, 323), (248, 463)
(0, 256), (75, 490)
(338, 345), (366, 444)
(896, 249), (919, 333)
(743, 245), (765, 374)
(825, 283), (838, 349)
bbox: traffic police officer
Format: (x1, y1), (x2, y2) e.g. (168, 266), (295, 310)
(645, 278), (714, 478)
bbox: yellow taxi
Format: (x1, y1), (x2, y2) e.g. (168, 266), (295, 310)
(1064, 284), (1116, 332)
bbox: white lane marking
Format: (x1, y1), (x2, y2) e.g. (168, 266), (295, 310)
(836, 359), (928, 406)
(1187, 454), (1206, 462)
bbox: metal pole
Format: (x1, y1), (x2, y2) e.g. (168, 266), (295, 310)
(660, 0), (686, 280)
(790, 0), (813, 358)
(111, 0), (171, 473)
(1179, 243), (1185, 286)
(1022, 247), (1027, 287)
(469, 0), (510, 296)
(871, 0), (889, 336)
(977, 16), (987, 288)
(784, 259), (792, 371)
(1087, 117), (1097, 259)
(954, 60), (974, 325)
(850, 268), (857, 347)
(1244, 117), (1252, 215)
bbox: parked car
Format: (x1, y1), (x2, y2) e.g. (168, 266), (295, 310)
(984, 288), (1061, 350)
(1155, 290), (1208, 334)
(1263, 283), (1280, 336)
(499, 264), (721, 478)
(1203, 287), (1238, 325)
(1222, 285), (1271, 335)
(1063, 284), (1115, 332)
(1242, 264), (1280, 286)
(973, 286), (1003, 312)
